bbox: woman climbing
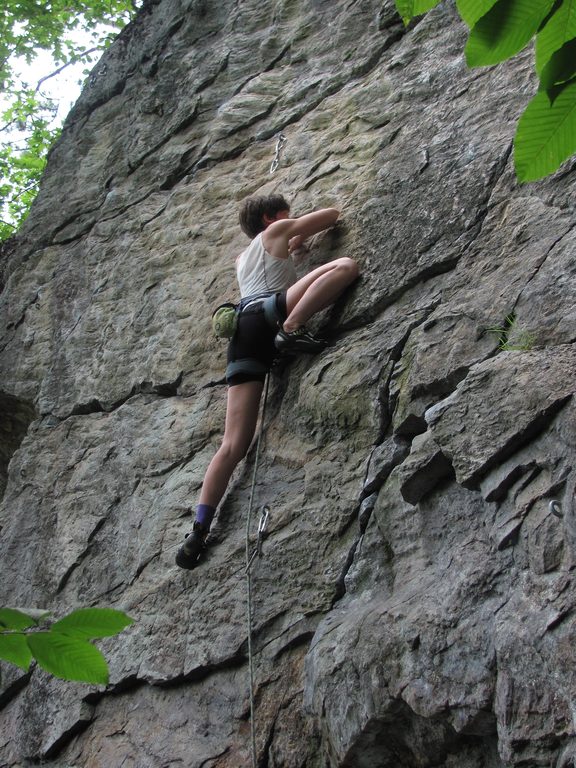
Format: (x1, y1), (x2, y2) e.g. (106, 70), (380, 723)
(176, 193), (359, 569)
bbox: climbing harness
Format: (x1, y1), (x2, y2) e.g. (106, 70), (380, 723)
(245, 373), (271, 768)
(223, 293), (285, 383)
(269, 133), (287, 174)
(212, 294), (269, 341)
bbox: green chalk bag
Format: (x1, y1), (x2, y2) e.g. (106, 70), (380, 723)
(212, 302), (238, 339)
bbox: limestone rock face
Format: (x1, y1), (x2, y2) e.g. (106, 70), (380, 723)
(1, 1), (576, 766)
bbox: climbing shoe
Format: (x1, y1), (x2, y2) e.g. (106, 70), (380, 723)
(175, 521), (209, 570)
(274, 327), (327, 354)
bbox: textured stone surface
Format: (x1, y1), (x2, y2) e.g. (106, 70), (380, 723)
(1, 0), (576, 766)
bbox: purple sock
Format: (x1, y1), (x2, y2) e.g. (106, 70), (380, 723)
(195, 504), (215, 528)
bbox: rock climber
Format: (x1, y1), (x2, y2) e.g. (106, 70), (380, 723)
(175, 193), (359, 569)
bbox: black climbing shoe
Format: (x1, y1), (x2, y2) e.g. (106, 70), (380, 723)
(175, 521), (209, 570)
(274, 327), (327, 354)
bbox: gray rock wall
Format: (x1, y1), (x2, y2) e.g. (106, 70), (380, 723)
(1, 0), (576, 766)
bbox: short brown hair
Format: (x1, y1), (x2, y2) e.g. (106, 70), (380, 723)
(238, 194), (290, 238)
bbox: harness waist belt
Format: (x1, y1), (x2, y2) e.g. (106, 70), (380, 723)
(240, 299), (265, 314)
(238, 293), (283, 329)
(239, 292), (274, 314)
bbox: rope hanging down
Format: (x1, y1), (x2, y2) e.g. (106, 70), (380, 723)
(244, 130), (287, 764)
(245, 373), (271, 768)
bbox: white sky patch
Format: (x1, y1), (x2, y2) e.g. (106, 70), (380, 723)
(0, 23), (125, 230)
(4, 27), (106, 136)
(12, 52), (86, 128)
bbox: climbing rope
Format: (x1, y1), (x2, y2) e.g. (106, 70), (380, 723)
(243, 131), (287, 765)
(245, 373), (271, 768)
(269, 133), (287, 174)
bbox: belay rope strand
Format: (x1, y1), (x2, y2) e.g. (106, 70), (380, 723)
(244, 134), (286, 767)
(245, 373), (271, 768)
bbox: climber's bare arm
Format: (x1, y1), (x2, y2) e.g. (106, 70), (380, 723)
(262, 208), (339, 260)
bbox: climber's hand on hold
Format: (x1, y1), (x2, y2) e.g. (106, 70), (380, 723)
(288, 234), (305, 252)
(289, 235), (309, 263)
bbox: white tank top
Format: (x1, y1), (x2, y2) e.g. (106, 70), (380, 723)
(236, 233), (297, 298)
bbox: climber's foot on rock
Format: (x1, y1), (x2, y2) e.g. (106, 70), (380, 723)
(275, 326), (327, 354)
(175, 521), (210, 570)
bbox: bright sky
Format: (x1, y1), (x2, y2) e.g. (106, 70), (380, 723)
(4, 38), (97, 148)
(21, 51), (87, 120)
(1, 27), (114, 230)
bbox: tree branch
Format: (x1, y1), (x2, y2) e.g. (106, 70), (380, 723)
(34, 46), (101, 92)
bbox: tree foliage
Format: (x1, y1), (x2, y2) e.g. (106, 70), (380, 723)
(0, 606), (133, 684)
(0, 0), (136, 240)
(396, 0), (576, 182)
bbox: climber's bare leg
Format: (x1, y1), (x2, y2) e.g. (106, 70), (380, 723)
(199, 380), (264, 508)
(284, 257), (358, 332)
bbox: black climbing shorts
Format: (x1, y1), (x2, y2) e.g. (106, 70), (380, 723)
(226, 292), (288, 386)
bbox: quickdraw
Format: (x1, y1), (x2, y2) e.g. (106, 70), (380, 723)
(246, 505), (270, 572)
(549, 500), (563, 518)
(269, 133), (287, 174)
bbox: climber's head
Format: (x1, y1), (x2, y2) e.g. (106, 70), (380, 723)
(239, 194), (290, 238)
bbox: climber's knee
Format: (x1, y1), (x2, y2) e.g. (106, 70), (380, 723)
(219, 435), (250, 467)
(336, 257), (359, 285)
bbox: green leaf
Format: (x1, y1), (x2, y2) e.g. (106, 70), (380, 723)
(466, 0), (556, 66)
(51, 608), (133, 639)
(536, 0), (576, 73)
(0, 608), (37, 631)
(0, 633), (33, 671)
(27, 632), (109, 684)
(540, 37), (576, 89)
(456, 0), (500, 27)
(395, 0), (441, 24)
(514, 76), (576, 181)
